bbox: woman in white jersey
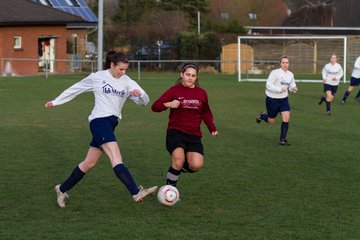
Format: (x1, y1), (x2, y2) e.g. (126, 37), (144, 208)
(341, 56), (360, 104)
(44, 51), (157, 208)
(318, 54), (343, 115)
(256, 56), (298, 146)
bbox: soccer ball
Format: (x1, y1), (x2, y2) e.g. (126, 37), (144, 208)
(157, 185), (180, 206)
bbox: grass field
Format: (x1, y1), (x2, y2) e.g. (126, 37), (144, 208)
(1, 72), (359, 240)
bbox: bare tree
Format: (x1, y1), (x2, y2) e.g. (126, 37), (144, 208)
(152, 10), (189, 39)
(282, 0), (335, 26)
(283, 0), (335, 11)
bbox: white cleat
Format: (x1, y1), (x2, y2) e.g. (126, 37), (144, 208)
(54, 184), (69, 208)
(133, 185), (158, 203)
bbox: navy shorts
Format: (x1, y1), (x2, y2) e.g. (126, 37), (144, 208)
(266, 96), (290, 118)
(89, 115), (119, 149)
(323, 84), (338, 95)
(350, 76), (360, 86)
(166, 129), (204, 156)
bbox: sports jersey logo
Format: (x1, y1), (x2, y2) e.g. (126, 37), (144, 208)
(102, 84), (126, 97)
(280, 79), (290, 87)
(182, 99), (201, 109)
(326, 70), (340, 75)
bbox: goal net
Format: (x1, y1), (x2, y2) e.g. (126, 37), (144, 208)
(237, 36), (347, 82)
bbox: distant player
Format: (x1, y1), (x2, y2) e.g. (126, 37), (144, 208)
(256, 56), (298, 146)
(151, 62), (218, 187)
(318, 54), (343, 115)
(341, 56), (360, 104)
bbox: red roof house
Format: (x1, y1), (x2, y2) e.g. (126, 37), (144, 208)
(0, 0), (96, 76)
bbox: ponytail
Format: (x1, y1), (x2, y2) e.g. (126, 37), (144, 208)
(104, 50), (129, 69)
(104, 50), (117, 69)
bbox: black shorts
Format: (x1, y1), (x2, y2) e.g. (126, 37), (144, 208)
(89, 115), (119, 149)
(166, 129), (204, 156)
(265, 96), (290, 118)
(323, 84), (338, 96)
(350, 76), (360, 86)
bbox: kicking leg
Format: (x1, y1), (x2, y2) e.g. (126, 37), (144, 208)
(102, 142), (157, 202)
(185, 152), (204, 172)
(166, 148), (185, 186)
(55, 147), (103, 208)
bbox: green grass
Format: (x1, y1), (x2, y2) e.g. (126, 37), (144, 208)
(1, 72), (359, 240)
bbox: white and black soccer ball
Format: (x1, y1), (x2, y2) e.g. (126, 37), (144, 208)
(157, 185), (180, 206)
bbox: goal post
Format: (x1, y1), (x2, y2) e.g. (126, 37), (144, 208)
(237, 35), (347, 83)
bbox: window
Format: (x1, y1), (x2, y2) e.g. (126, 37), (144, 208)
(14, 36), (22, 49)
(38, 0), (53, 7)
(220, 12), (229, 20)
(65, 0), (80, 7)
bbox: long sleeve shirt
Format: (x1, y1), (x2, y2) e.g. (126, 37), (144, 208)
(52, 70), (149, 122)
(351, 57), (360, 78)
(151, 84), (216, 137)
(322, 62), (343, 86)
(265, 68), (296, 99)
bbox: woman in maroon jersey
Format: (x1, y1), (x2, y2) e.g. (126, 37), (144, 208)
(151, 62), (218, 187)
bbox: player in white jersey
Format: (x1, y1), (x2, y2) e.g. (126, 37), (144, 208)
(45, 51), (157, 208)
(341, 56), (360, 104)
(318, 54), (343, 115)
(256, 56), (298, 146)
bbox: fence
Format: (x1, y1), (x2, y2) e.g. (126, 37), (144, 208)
(0, 58), (225, 80)
(0, 58), (97, 78)
(1, 56), (358, 82)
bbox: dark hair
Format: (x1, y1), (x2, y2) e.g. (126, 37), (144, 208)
(175, 62), (200, 86)
(181, 62), (199, 73)
(104, 50), (129, 69)
(279, 55), (289, 63)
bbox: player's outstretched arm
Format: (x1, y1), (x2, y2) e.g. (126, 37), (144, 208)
(44, 101), (54, 109)
(129, 89), (150, 105)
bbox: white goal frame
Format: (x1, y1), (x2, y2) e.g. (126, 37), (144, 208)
(237, 35), (347, 82)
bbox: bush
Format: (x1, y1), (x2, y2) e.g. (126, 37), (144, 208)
(177, 31), (198, 59)
(198, 32), (221, 60)
(177, 31), (221, 60)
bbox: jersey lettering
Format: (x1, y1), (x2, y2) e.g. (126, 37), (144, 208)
(102, 84), (126, 97)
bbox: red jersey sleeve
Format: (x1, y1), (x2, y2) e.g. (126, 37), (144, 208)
(202, 93), (217, 133)
(151, 87), (174, 112)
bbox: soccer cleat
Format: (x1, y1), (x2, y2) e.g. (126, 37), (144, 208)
(256, 112), (265, 124)
(279, 139), (291, 146)
(54, 184), (69, 208)
(133, 185), (158, 203)
(341, 100), (345, 105)
(326, 111), (331, 116)
(318, 96), (324, 105)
